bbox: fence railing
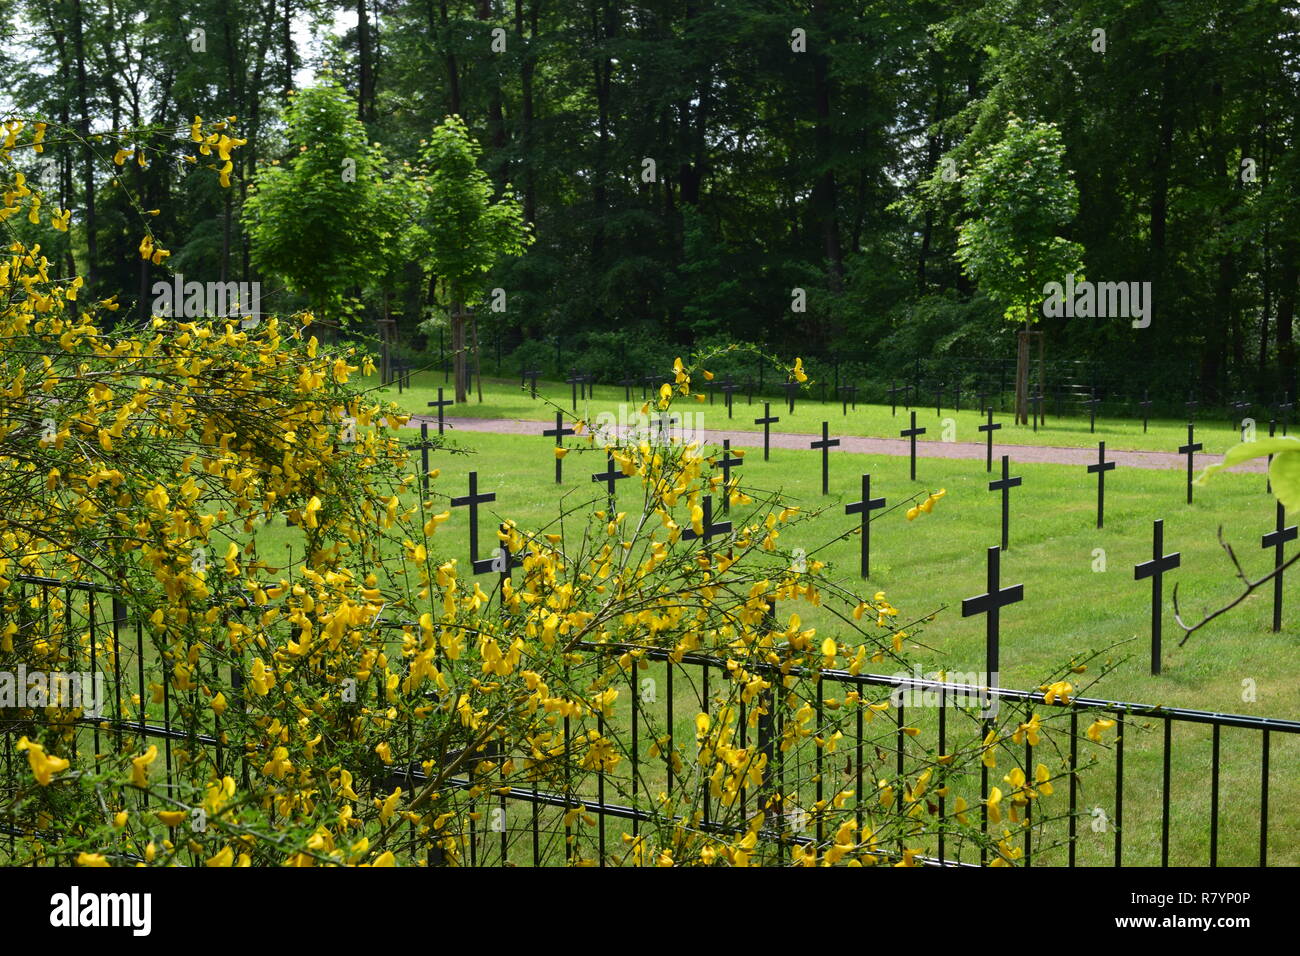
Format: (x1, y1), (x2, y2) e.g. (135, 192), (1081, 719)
(3, 573), (1297, 866)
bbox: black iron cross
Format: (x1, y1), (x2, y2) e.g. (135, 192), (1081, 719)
(755, 402), (780, 461)
(901, 411), (926, 481)
(713, 439), (744, 513)
(592, 450), (629, 512)
(1138, 389), (1152, 434)
(543, 412), (575, 484)
(988, 455), (1022, 551)
(682, 494), (732, 547)
(641, 374), (658, 401)
(1278, 400), (1295, 431)
(838, 384), (857, 415)
(845, 474), (886, 578)
(428, 387), (453, 436)
(1185, 395), (1199, 423)
(412, 423), (437, 493)
(1087, 441), (1116, 529)
(566, 370), (584, 411)
(886, 381), (903, 416)
(1179, 423), (1202, 504)
(952, 383), (962, 414)
(934, 383), (945, 417)
(962, 545), (1023, 678)
(1134, 519), (1180, 675)
(811, 421), (840, 495)
(720, 381), (741, 418)
(450, 472), (498, 575)
(978, 407), (1001, 473)
(1030, 391), (1044, 433)
(1083, 390), (1101, 434)
(1232, 398), (1251, 433)
(619, 376), (639, 402)
(521, 368), (541, 399)
(1261, 502), (1298, 633)
(780, 380), (800, 413)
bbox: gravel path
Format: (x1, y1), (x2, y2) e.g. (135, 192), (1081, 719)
(410, 415), (1266, 473)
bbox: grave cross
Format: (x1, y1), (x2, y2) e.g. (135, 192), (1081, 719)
(755, 403), (780, 461)
(1185, 395), (1199, 423)
(427, 388), (454, 436)
(450, 471), (497, 574)
(845, 474), (886, 578)
(713, 439), (745, 513)
(1231, 398), (1251, 433)
(934, 383), (945, 417)
(682, 494), (732, 547)
(1030, 391), (1044, 433)
(565, 370), (584, 411)
(640, 374), (658, 401)
(619, 376), (639, 403)
(1178, 423), (1202, 504)
(413, 423), (436, 493)
(1134, 519), (1180, 675)
(952, 383), (962, 414)
(978, 407), (1001, 473)
(1138, 389), (1152, 434)
(780, 379), (801, 413)
(521, 368), (541, 399)
(886, 381), (904, 416)
(720, 381), (741, 418)
(1278, 400), (1295, 432)
(543, 412), (575, 484)
(811, 421), (841, 495)
(1083, 390), (1101, 434)
(901, 411), (926, 481)
(838, 385), (857, 415)
(1261, 502), (1298, 633)
(961, 545), (1023, 679)
(1087, 441), (1116, 529)
(592, 451), (629, 513)
(988, 455), (1022, 551)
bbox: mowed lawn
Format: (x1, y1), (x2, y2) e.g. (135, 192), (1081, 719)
(365, 369), (1289, 455)
(235, 410), (1299, 866)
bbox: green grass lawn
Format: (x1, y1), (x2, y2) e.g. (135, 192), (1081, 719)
(206, 416), (1298, 866)
(366, 369), (1286, 456)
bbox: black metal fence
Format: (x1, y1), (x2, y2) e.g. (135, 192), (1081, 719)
(3, 573), (1296, 866)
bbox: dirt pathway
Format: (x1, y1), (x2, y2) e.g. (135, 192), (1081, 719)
(410, 415), (1266, 474)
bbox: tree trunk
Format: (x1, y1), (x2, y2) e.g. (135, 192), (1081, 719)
(72, 0), (97, 297)
(1015, 315), (1031, 425)
(471, 309), (484, 402)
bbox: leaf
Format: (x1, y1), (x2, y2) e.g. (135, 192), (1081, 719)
(1196, 437), (1300, 512)
(1269, 451), (1300, 514)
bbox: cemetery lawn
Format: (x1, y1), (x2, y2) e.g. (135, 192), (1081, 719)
(239, 426), (1297, 866)
(369, 371), (1279, 457)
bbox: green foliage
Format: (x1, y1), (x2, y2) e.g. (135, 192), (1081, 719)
(243, 82), (411, 316)
(1198, 437), (1300, 513)
(953, 117), (1085, 323)
(414, 115), (532, 311)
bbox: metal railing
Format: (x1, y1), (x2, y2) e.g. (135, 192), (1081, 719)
(3, 573), (1296, 866)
